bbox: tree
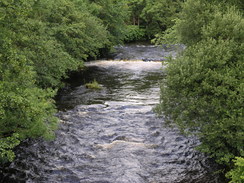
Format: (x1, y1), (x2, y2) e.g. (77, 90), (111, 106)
(0, 36), (57, 162)
(140, 0), (183, 38)
(226, 157), (244, 183)
(0, 0), (119, 163)
(126, 0), (145, 26)
(13, 0), (110, 88)
(156, 0), (244, 173)
(89, 0), (129, 45)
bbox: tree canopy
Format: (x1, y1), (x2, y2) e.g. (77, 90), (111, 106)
(0, 0), (129, 162)
(155, 0), (244, 180)
(1, 1), (243, 182)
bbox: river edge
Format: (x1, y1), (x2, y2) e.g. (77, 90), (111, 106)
(1, 45), (227, 182)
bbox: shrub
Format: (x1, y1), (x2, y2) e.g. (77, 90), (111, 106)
(0, 39), (57, 162)
(226, 157), (244, 183)
(85, 79), (101, 89)
(124, 25), (146, 42)
(156, 38), (244, 165)
(156, 0), (244, 171)
(0, 0), (118, 163)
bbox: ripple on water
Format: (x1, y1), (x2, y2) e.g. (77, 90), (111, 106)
(0, 59), (224, 183)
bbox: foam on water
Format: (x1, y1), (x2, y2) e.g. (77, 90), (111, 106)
(0, 45), (224, 183)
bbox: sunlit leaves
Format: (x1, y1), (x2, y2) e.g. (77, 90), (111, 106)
(226, 157), (244, 183)
(0, 134), (20, 162)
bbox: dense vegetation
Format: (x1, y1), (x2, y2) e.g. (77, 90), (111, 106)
(0, 0), (183, 163)
(125, 0), (183, 41)
(0, 0), (243, 182)
(155, 0), (244, 181)
(0, 0), (129, 163)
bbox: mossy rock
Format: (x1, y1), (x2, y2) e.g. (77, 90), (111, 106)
(85, 80), (101, 89)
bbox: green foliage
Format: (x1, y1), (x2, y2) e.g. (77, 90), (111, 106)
(85, 79), (101, 89)
(205, 0), (244, 11)
(0, 0), (130, 163)
(140, 0), (183, 37)
(201, 6), (244, 43)
(152, 26), (179, 45)
(49, 0), (109, 59)
(0, 134), (20, 163)
(90, 0), (129, 45)
(124, 0), (183, 40)
(156, 0), (244, 45)
(0, 38), (58, 162)
(156, 0), (244, 173)
(11, 0), (110, 88)
(173, 0), (217, 45)
(126, 0), (146, 26)
(156, 39), (244, 165)
(124, 25), (146, 42)
(226, 157), (244, 183)
(153, 0), (218, 45)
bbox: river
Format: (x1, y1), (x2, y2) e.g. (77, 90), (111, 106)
(0, 44), (224, 183)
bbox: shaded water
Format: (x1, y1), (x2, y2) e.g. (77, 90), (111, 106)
(110, 43), (183, 61)
(0, 45), (223, 183)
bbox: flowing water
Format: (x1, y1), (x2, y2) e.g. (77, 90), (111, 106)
(0, 44), (224, 183)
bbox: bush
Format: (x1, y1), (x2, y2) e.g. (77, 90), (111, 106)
(0, 134), (20, 163)
(140, 0), (183, 38)
(0, 0), (129, 163)
(226, 157), (244, 183)
(153, 0), (244, 46)
(124, 25), (146, 42)
(0, 39), (57, 162)
(156, 0), (244, 171)
(156, 38), (244, 165)
(90, 0), (129, 45)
